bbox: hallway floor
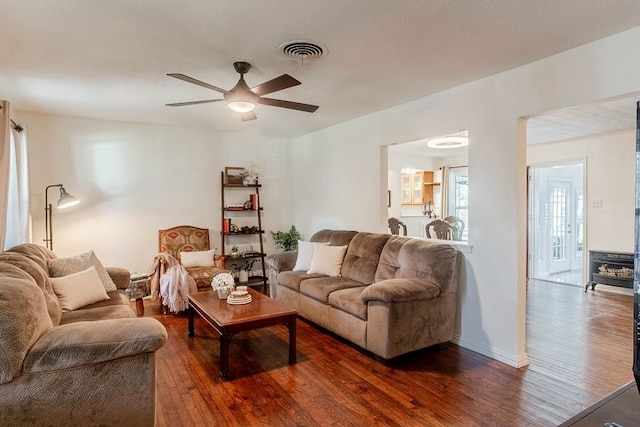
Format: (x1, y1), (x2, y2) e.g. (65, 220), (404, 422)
(533, 269), (584, 286)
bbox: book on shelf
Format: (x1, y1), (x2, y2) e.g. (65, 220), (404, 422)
(250, 193), (258, 210)
(222, 218), (231, 234)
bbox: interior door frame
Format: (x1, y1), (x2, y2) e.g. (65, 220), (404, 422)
(527, 159), (587, 283)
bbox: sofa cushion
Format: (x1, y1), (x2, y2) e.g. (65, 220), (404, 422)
(328, 286), (368, 320)
(0, 252), (62, 325)
(6, 243), (56, 272)
(43, 282), (63, 326)
(299, 276), (366, 304)
(50, 266), (111, 311)
(293, 241), (329, 271)
(48, 250), (117, 292)
(375, 236), (458, 294)
(277, 270), (326, 292)
(310, 229), (358, 247)
(0, 262), (54, 384)
(0, 252), (48, 288)
(58, 287), (133, 325)
(341, 232), (390, 284)
(308, 245), (348, 276)
(61, 304), (136, 324)
(185, 266), (227, 287)
(180, 249), (216, 267)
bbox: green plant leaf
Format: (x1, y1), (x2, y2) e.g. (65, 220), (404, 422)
(270, 225), (303, 251)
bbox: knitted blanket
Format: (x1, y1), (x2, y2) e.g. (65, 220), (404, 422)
(148, 252), (196, 312)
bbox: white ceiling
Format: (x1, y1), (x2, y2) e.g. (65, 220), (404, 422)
(3, 0), (640, 140)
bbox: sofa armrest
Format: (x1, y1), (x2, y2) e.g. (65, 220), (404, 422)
(107, 267), (131, 290)
(265, 251), (298, 299)
(360, 278), (441, 303)
(265, 251), (298, 273)
(23, 318), (167, 374)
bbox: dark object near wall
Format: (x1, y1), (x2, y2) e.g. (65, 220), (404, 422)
(634, 101), (640, 393)
(585, 250), (633, 291)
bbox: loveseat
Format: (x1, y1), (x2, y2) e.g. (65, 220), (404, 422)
(266, 230), (460, 359)
(0, 244), (167, 427)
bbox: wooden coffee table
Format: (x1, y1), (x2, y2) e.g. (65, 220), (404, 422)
(187, 289), (297, 380)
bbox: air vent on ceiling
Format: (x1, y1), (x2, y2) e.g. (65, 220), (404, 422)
(279, 40), (327, 61)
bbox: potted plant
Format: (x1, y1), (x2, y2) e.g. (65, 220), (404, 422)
(231, 259), (258, 283)
(239, 167), (258, 185)
(239, 169), (251, 185)
(230, 245), (239, 257)
(270, 225), (303, 251)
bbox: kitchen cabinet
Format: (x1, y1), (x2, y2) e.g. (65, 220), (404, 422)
(401, 171), (440, 206)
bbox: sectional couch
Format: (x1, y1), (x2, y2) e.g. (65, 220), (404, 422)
(0, 244), (167, 427)
(266, 230), (461, 359)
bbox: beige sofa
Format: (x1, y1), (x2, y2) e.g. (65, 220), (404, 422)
(266, 230), (460, 359)
(0, 244), (167, 427)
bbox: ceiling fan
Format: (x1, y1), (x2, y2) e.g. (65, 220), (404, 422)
(165, 61), (319, 121)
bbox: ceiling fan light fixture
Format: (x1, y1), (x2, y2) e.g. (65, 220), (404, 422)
(227, 100), (256, 113)
(225, 91), (257, 113)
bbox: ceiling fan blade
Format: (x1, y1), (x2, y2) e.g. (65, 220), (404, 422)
(240, 111), (257, 122)
(165, 99), (224, 107)
(259, 97), (319, 113)
(167, 73), (229, 94)
(250, 74), (300, 96)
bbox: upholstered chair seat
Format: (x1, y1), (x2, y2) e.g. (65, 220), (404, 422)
(158, 225), (228, 290)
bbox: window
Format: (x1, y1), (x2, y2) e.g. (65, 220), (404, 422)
(448, 167), (468, 241)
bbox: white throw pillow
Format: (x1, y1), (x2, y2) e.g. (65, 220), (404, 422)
(180, 249), (216, 267)
(293, 241), (329, 272)
(50, 266), (110, 312)
(307, 245), (348, 277)
(48, 250), (117, 292)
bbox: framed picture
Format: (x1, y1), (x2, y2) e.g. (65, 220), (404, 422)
(225, 167), (245, 185)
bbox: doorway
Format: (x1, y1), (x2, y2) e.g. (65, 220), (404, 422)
(528, 163), (584, 286)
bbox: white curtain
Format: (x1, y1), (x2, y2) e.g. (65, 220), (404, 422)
(0, 101), (31, 250)
(440, 165), (450, 218)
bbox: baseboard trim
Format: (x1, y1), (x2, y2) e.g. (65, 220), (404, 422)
(452, 334), (530, 368)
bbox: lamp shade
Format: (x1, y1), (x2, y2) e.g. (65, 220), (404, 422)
(57, 187), (80, 209)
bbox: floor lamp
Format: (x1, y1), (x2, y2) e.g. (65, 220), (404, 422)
(44, 184), (80, 250)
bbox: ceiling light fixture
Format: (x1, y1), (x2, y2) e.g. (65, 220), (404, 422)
(224, 87), (258, 113)
(226, 97), (256, 113)
(223, 63), (259, 113)
(426, 131), (469, 149)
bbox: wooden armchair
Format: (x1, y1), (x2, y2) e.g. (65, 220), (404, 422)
(158, 225), (227, 290)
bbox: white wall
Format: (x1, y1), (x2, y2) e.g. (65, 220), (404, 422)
(19, 112), (294, 273)
(291, 26), (640, 367)
(528, 130), (635, 254)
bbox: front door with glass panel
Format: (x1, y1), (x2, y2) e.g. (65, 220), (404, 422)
(548, 180), (572, 274)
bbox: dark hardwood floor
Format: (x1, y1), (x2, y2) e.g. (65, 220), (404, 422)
(140, 280), (634, 426)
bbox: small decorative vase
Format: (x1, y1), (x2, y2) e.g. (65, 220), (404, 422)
(239, 270), (249, 282)
(217, 288), (230, 299)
